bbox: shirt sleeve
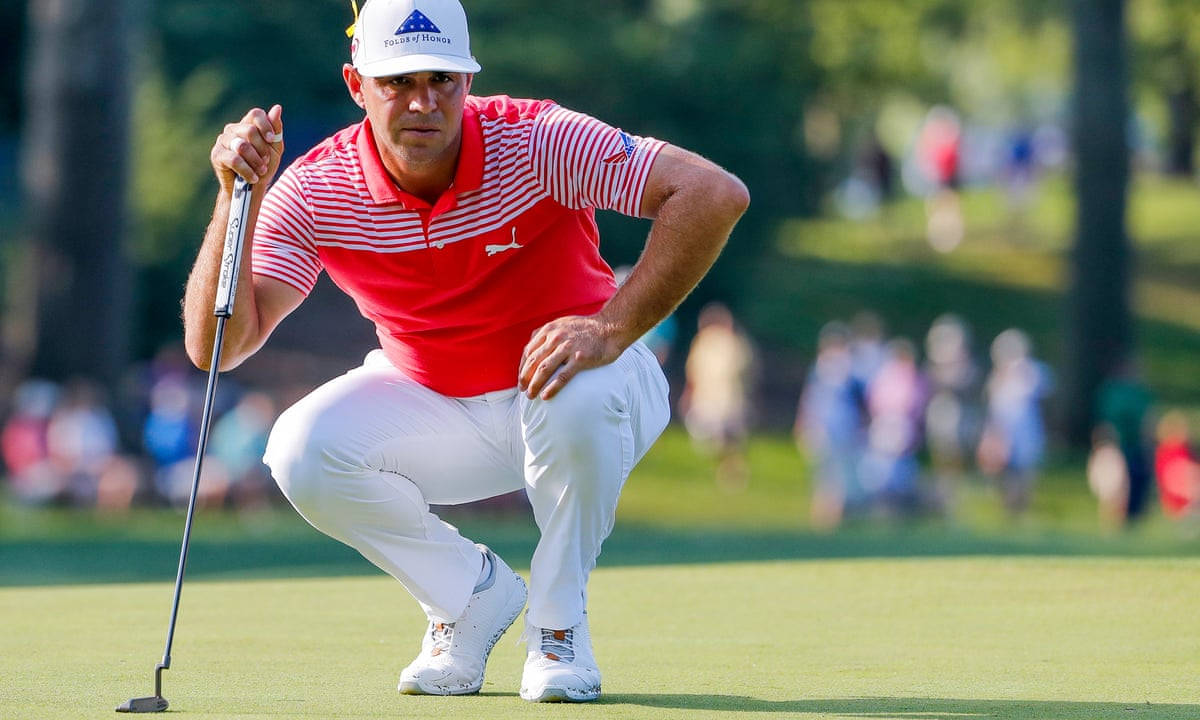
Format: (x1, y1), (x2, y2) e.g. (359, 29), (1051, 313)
(250, 164), (323, 295)
(527, 104), (666, 217)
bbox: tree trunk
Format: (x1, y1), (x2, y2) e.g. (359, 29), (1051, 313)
(1164, 35), (1196, 176)
(1065, 0), (1133, 445)
(7, 0), (134, 392)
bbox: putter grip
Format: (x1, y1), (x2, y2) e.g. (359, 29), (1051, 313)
(214, 176), (253, 317)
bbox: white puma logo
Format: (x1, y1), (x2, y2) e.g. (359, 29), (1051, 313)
(485, 228), (523, 257)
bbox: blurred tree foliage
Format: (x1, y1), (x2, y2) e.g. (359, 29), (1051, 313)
(11, 0), (135, 392)
(125, 0), (1083, 353)
(804, 0), (1072, 176)
(127, 0), (822, 352)
(128, 1), (365, 356)
(2, 0), (1195, 435)
(1129, 0), (1200, 175)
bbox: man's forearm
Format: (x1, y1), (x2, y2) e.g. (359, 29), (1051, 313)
(597, 170), (749, 350)
(518, 147), (747, 401)
(185, 104), (287, 371)
(182, 188), (265, 371)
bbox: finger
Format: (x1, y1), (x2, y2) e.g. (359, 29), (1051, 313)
(521, 325), (550, 362)
(225, 145), (260, 184)
(248, 110), (275, 145)
(517, 346), (545, 392)
(538, 361), (579, 400)
(230, 109), (269, 161)
(518, 330), (552, 390)
(519, 333), (563, 392)
(212, 132), (256, 184)
(227, 135), (264, 183)
(240, 106), (271, 137)
(524, 347), (570, 399)
(267, 105), (285, 162)
(268, 104), (284, 142)
(236, 121), (274, 176)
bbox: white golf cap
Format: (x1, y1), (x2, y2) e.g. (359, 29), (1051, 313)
(351, 0), (482, 77)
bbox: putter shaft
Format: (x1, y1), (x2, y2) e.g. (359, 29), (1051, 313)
(119, 177), (251, 713)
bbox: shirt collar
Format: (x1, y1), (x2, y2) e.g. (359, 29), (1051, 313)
(356, 101), (484, 210)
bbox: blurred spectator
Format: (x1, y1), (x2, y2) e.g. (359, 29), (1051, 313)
(680, 302), (757, 492)
(154, 447), (231, 510)
(860, 338), (928, 511)
(1032, 122), (1068, 171)
(864, 136), (895, 200)
(796, 321), (865, 530)
(917, 106), (963, 190)
(143, 374), (199, 504)
(1, 355), (290, 512)
(95, 454), (141, 511)
(835, 135), (895, 220)
(849, 311), (886, 394)
(143, 376), (196, 471)
(1096, 360), (1154, 521)
(208, 391), (277, 510)
(45, 379), (137, 509)
(142, 368), (237, 509)
(922, 314), (981, 513)
(641, 314), (678, 367)
(1002, 125), (1038, 213)
(1154, 411), (1200, 520)
(914, 106), (964, 252)
(1, 379), (64, 504)
(976, 329), (1052, 516)
(1087, 423), (1129, 532)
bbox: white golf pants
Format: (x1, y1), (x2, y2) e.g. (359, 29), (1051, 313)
(263, 342), (669, 630)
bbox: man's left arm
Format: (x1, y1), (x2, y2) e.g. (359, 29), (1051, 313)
(519, 145), (749, 399)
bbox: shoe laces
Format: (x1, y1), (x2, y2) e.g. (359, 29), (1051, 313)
(538, 628), (574, 663)
(429, 622), (454, 657)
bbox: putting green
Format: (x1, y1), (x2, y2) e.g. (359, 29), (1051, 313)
(3, 557), (1198, 719)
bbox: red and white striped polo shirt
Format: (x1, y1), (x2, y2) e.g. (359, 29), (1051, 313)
(251, 95), (665, 396)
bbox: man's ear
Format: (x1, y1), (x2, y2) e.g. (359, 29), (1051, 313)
(464, 73), (473, 94)
(343, 64), (366, 109)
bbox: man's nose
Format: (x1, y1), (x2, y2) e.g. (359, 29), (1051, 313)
(408, 85), (438, 114)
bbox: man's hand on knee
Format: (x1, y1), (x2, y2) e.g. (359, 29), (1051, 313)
(518, 316), (624, 400)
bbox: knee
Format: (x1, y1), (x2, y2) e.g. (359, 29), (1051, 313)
(263, 404), (346, 513)
(523, 366), (626, 445)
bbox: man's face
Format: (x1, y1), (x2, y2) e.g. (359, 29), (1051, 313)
(345, 68), (472, 170)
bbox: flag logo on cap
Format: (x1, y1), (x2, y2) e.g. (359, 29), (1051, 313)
(396, 9), (441, 35)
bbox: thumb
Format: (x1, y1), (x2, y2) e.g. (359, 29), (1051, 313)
(269, 104), (283, 139)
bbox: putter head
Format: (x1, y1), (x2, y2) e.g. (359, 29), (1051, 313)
(115, 696), (168, 713)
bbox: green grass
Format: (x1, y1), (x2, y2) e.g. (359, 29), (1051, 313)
(3, 558), (1199, 719)
(4, 425), (1200, 718)
(4, 428), (1199, 590)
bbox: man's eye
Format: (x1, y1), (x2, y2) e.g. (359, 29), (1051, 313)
(433, 73), (452, 83)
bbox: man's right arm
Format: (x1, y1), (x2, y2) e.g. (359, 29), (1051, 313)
(182, 104), (304, 371)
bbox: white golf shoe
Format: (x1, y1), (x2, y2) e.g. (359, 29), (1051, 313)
(397, 546), (527, 695)
(519, 614), (602, 702)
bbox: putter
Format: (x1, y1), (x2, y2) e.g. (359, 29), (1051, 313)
(117, 175), (254, 713)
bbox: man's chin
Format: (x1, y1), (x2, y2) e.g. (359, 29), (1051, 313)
(392, 148), (448, 169)
(386, 138), (443, 159)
